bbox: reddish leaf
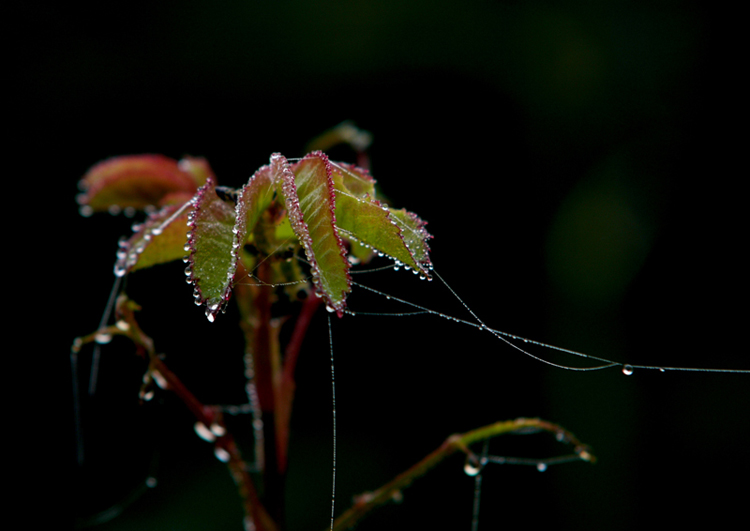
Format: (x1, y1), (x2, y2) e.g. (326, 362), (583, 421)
(78, 154), (201, 214)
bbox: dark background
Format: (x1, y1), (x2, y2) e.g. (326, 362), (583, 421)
(22, 1), (746, 530)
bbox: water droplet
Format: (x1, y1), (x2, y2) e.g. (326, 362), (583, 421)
(194, 422), (216, 442)
(151, 226), (163, 236)
(139, 389), (155, 401)
(210, 423), (226, 437)
(145, 477), (158, 488)
(622, 365), (634, 376)
(214, 447), (231, 462)
(464, 461), (482, 476)
(659, 367), (666, 373)
(115, 320), (130, 332)
(536, 463), (547, 472)
(578, 449), (593, 462)
(94, 332), (112, 344)
(151, 370), (168, 390)
(325, 304), (336, 313)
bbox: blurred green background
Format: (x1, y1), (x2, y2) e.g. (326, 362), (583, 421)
(22, 1), (746, 530)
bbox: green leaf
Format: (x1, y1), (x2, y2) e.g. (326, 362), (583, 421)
(281, 152), (351, 315)
(186, 177), (238, 321)
(114, 202), (192, 276)
(78, 154), (201, 214)
(330, 163), (432, 278)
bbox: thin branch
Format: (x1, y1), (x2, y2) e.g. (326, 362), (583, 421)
(73, 294), (279, 531)
(330, 418), (595, 531)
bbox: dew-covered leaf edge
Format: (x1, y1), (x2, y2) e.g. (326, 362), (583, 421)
(281, 152), (352, 316)
(185, 176), (239, 322)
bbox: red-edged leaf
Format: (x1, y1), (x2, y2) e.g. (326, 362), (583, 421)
(113, 202), (193, 277)
(186, 177), (238, 321)
(280, 152), (351, 315)
(78, 154), (201, 214)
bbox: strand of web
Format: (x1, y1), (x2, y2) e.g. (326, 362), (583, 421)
(81, 199), (292, 474)
(347, 267), (750, 374)
(88, 199), (194, 394)
(327, 161), (742, 372)
(464, 437), (588, 531)
(328, 314), (337, 531)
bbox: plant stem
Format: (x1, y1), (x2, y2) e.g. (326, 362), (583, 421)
(74, 294), (280, 531)
(275, 293), (322, 473)
(329, 418), (595, 531)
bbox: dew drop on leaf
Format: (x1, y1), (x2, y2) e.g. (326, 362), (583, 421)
(214, 447), (231, 462)
(463, 461), (481, 476)
(194, 422), (216, 442)
(94, 332), (112, 344)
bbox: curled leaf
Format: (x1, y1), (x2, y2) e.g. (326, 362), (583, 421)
(78, 154), (203, 214)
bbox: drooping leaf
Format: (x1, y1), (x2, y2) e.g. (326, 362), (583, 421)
(114, 202), (192, 276)
(186, 177), (238, 321)
(385, 208), (433, 275)
(78, 154), (202, 214)
(280, 152), (351, 315)
(330, 163), (433, 278)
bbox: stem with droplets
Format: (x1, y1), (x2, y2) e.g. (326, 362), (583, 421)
(73, 294), (279, 531)
(328, 418), (595, 531)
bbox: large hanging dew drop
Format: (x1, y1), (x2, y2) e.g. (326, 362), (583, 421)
(622, 365), (634, 376)
(194, 422), (216, 442)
